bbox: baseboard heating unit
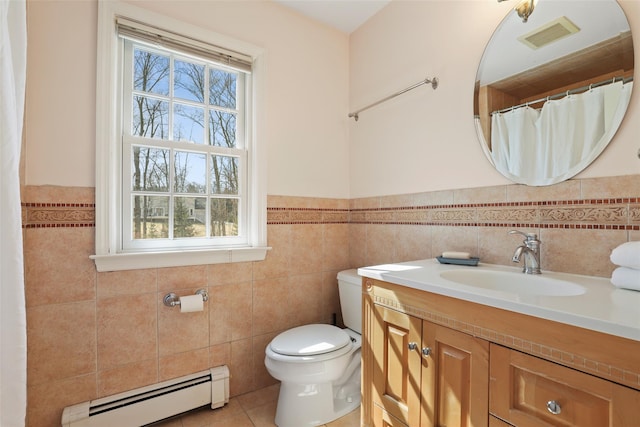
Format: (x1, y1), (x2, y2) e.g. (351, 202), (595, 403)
(61, 365), (229, 427)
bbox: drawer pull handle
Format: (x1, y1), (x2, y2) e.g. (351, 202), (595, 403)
(408, 342), (418, 351)
(546, 400), (562, 415)
(422, 347), (432, 357)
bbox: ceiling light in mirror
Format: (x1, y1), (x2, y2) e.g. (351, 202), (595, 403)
(499, 0), (539, 23)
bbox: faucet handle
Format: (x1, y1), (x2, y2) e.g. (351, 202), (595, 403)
(509, 230), (539, 241)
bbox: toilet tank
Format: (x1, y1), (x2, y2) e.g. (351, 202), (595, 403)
(337, 269), (362, 334)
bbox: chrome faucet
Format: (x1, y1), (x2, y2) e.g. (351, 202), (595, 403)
(509, 230), (541, 274)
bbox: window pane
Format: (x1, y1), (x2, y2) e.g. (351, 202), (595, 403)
(132, 146), (170, 191)
(174, 103), (204, 144)
(209, 69), (236, 109)
(210, 155), (238, 195)
(174, 151), (206, 193)
(134, 48), (169, 96)
(208, 110), (236, 147)
(174, 196), (207, 237)
(210, 198), (238, 236)
(132, 96), (169, 139)
(174, 60), (204, 102)
(132, 195), (169, 239)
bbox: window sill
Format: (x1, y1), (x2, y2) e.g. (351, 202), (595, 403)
(91, 246), (270, 272)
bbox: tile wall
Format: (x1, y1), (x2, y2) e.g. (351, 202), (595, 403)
(21, 174), (640, 426)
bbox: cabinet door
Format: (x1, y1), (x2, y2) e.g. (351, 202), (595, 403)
(421, 321), (490, 427)
(373, 404), (410, 427)
(490, 344), (640, 427)
(372, 304), (423, 427)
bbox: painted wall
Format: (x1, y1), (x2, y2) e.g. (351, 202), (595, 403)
(349, 0), (640, 198)
(24, 0), (640, 200)
(24, 0), (351, 199)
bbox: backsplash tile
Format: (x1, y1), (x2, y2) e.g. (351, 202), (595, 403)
(21, 174), (640, 426)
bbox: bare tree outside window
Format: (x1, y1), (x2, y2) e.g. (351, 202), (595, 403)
(130, 46), (241, 241)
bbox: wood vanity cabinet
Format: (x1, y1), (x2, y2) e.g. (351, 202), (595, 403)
(362, 278), (640, 427)
(369, 304), (489, 427)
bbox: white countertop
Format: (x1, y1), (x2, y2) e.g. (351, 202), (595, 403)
(358, 259), (640, 342)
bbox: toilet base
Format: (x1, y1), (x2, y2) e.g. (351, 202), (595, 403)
(274, 376), (361, 427)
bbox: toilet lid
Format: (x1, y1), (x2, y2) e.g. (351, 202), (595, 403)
(270, 324), (351, 356)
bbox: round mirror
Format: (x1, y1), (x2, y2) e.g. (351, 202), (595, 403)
(474, 0), (634, 186)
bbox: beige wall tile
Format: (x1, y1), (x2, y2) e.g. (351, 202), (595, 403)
(365, 224), (396, 265)
(209, 342), (231, 368)
(479, 226), (540, 267)
(27, 301), (96, 386)
(431, 226), (479, 259)
(97, 359), (158, 397)
(288, 273), (323, 327)
(581, 175), (640, 199)
(208, 262), (253, 286)
(209, 282), (253, 345)
(252, 278), (290, 335)
(22, 185), (94, 204)
(158, 292), (209, 357)
(97, 293), (157, 370)
(348, 224), (367, 268)
(454, 185), (507, 204)
(413, 189), (455, 206)
(253, 224), (290, 280)
(157, 265), (207, 293)
(507, 180), (581, 202)
(230, 339), (254, 396)
(540, 229), (627, 277)
(97, 268), (157, 298)
(379, 193), (413, 208)
(159, 348), (211, 382)
(253, 333), (279, 391)
(395, 224), (432, 262)
(24, 227), (95, 306)
(290, 224), (323, 274)
(323, 223), (351, 272)
(349, 196), (379, 210)
(27, 373), (96, 427)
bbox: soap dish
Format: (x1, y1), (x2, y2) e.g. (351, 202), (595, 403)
(436, 256), (480, 266)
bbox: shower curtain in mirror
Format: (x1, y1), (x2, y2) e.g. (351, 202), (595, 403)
(1, 0), (27, 425)
(491, 80), (633, 185)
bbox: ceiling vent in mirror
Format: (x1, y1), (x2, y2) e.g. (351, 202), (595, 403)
(518, 16), (580, 50)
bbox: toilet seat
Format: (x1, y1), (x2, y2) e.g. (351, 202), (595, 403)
(267, 324), (356, 364)
(270, 324), (351, 356)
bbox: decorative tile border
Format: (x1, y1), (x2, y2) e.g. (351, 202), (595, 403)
(373, 293), (640, 390)
(21, 197), (640, 229)
(22, 203), (95, 228)
(267, 208), (349, 224)
(348, 198), (640, 230)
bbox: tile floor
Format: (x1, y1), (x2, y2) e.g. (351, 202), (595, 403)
(148, 383), (361, 427)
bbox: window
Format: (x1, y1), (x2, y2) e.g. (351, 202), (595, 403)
(93, 2), (268, 272)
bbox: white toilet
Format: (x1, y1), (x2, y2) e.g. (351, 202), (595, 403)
(264, 269), (362, 427)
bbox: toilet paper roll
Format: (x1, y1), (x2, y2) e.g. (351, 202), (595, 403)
(180, 294), (204, 313)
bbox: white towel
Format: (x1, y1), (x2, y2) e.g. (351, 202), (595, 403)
(610, 241), (640, 269)
(611, 267), (640, 291)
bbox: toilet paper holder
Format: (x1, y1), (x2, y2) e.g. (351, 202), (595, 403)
(163, 289), (209, 308)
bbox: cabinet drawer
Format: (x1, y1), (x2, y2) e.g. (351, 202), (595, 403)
(490, 344), (640, 427)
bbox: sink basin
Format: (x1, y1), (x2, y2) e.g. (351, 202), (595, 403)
(439, 269), (586, 297)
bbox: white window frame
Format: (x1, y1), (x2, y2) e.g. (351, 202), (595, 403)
(92, 1), (268, 272)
